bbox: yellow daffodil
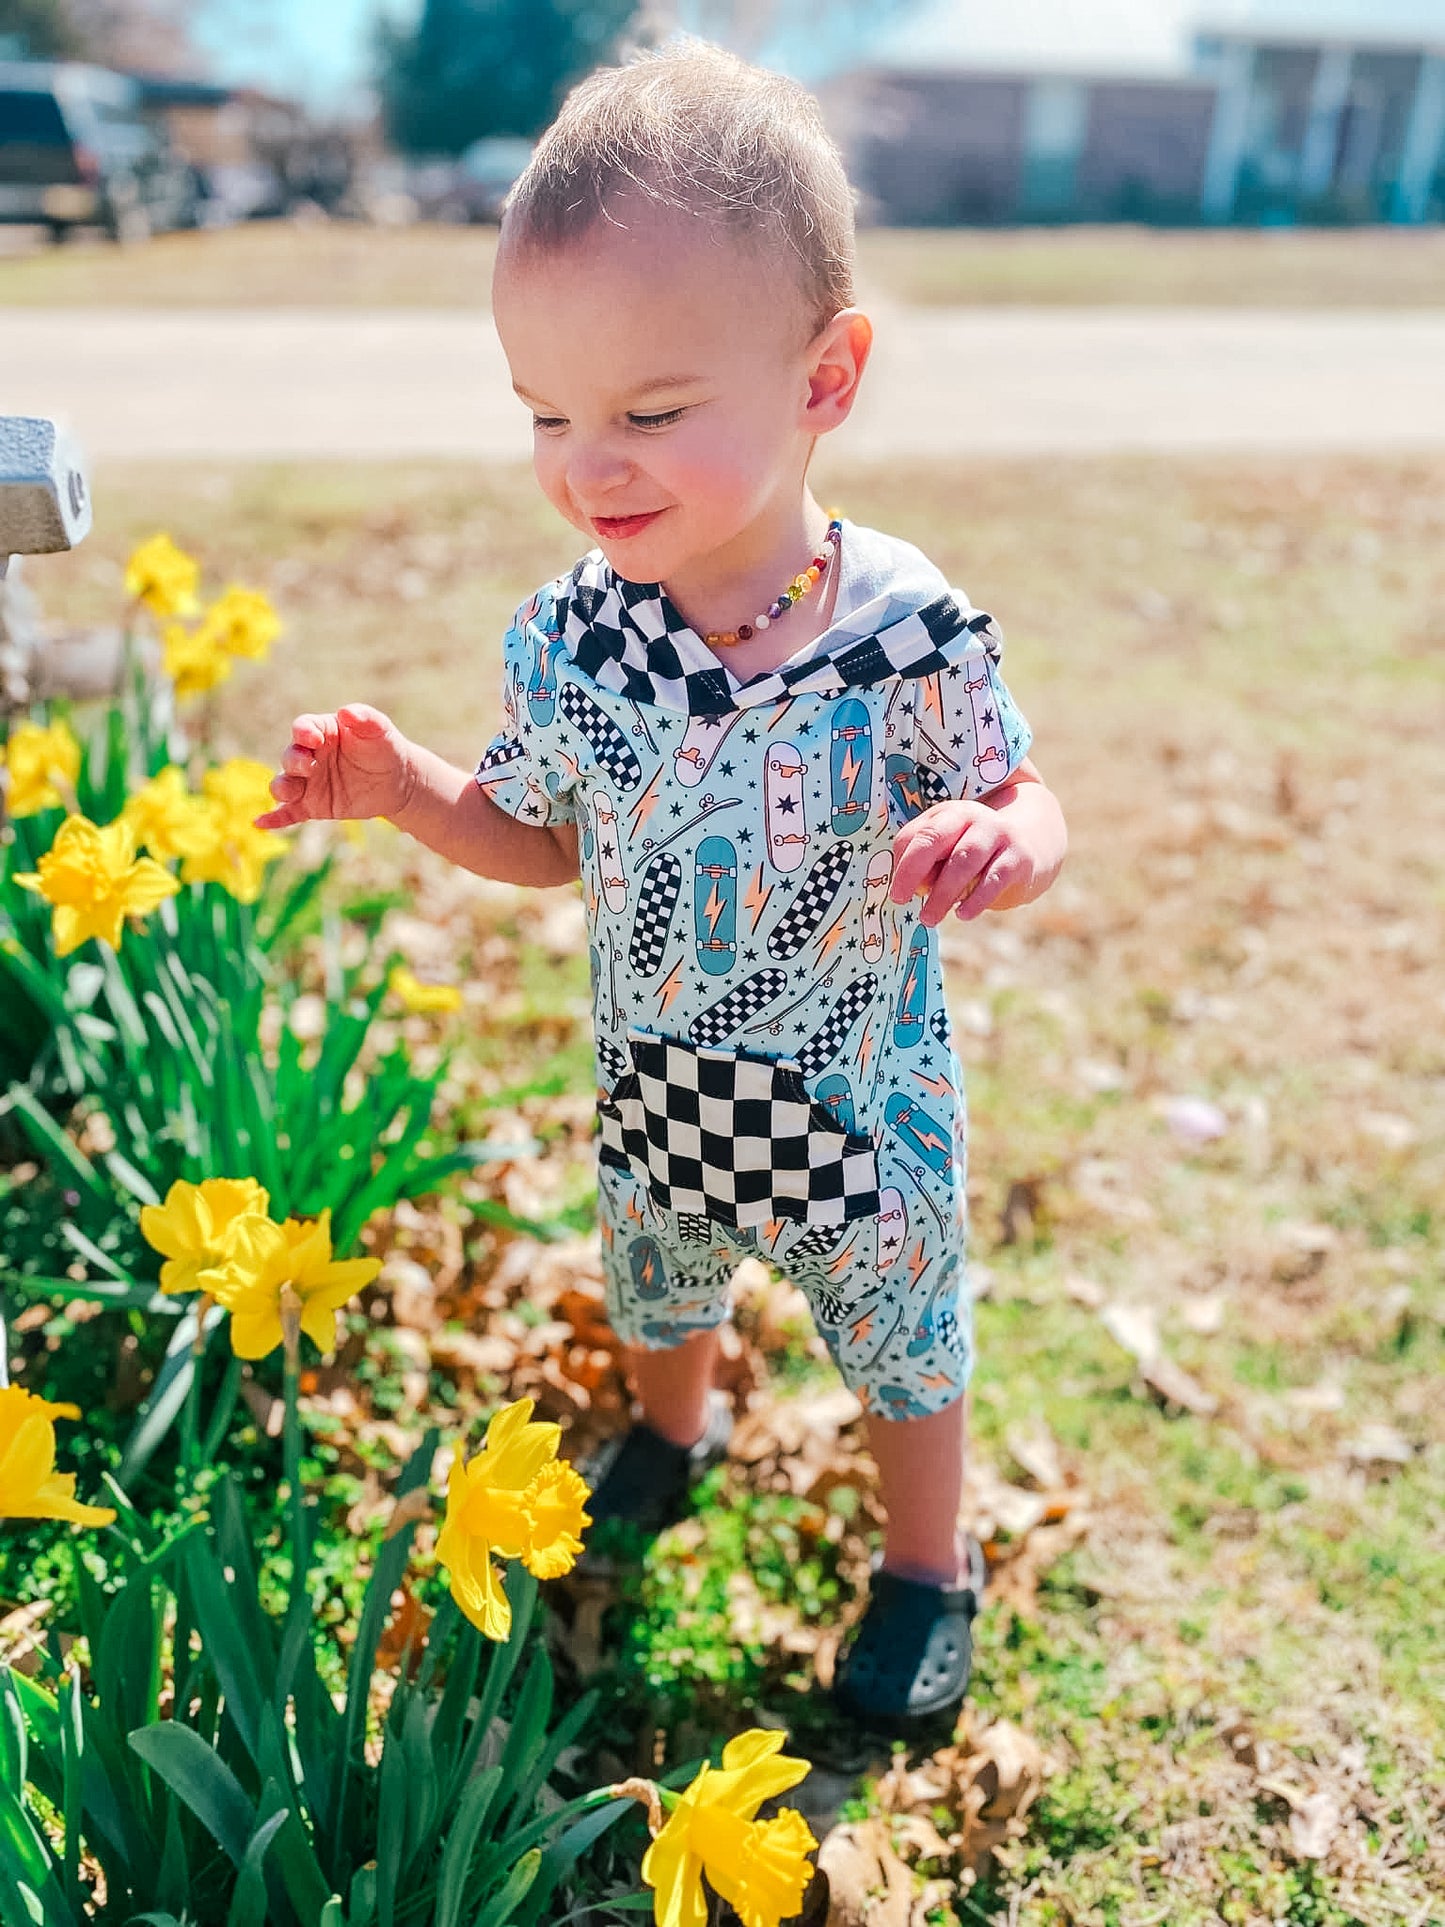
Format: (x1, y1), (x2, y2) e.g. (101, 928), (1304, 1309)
(179, 759), (288, 904)
(220, 1208), (380, 1361)
(436, 1397), (592, 1641)
(0, 1386), (116, 1527)
(642, 1729), (817, 1927)
(15, 813), (180, 956)
(201, 585), (282, 662)
(118, 765), (215, 862)
(1, 717), (81, 818)
(388, 965), (463, 1015)
(125, 533), (200, 620)
(163, 620), (234, 702)
(138, 1176), (271, 1298)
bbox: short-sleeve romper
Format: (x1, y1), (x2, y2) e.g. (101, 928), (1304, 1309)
(477, 521), (1031, 1420)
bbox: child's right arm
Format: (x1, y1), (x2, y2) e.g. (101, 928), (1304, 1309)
(253, 702), (579, 887)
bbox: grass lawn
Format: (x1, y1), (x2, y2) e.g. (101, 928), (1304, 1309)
(23, 453), (1445, 1924)
(1, 219), (1444, 309)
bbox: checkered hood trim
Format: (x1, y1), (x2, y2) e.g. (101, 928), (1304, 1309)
(598, 1031), (880, 1230)
(555, 539), (1002, 719)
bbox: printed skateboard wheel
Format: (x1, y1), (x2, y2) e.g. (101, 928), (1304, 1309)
(694, 835), (738, 977)
(527, 632), (559, 726)
(766, 842), (851, 961)
(964, 660), (1011, 792)
(884, 1093), (954, 1176)
(829, 697), (873, 836)
(796, 973), (878, 1079)
(876, 1186), (907, 1271)
(764, 741), (809, 872)
(813, 1072), (857, 1135)
(689, 968), (789, 1047)
(885, 754), (950, 822)
(861, 850), (892, 962)
(591, 796), (627, 914)
(629, 852), (682, 978)
(630, 1236), (670, 1301)
(559, 682), (643, 792)
(893, 926), (930, 1049)
(673, 713), (739, 789)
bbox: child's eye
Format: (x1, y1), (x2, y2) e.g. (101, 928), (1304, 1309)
(629, 409), (685, 429)
(531, 415), (567, 433)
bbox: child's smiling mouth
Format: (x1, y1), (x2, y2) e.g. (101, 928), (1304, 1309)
(592, 510), (665, 540)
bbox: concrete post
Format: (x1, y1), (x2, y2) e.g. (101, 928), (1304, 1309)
(0, 415), (92, 715)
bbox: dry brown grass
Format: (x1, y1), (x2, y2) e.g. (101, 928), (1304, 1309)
(28, 452), (1445, 1922)
(3, 219), (1444, 309)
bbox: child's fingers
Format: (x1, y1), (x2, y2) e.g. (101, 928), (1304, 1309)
(915, 838), (995, 926)
(280, 743), (315, 778)
(892, 810), (974, 902)
(951, 854), (1017, 922)
(337, 703), (392, 737)
(290, 713), (334, 750)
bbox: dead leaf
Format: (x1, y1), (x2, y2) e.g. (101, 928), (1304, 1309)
(816, 1817), (913, 1927)
(1288, 1790), (1344, 1861)
(1004, 1421), (1064, 1492)
(241, 1377), (285, 1438)
(1342, 1423), (1413, 1470)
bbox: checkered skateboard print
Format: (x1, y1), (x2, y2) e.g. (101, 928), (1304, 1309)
(630, 852), (682, 977)
(598, 1032), (880, 1229)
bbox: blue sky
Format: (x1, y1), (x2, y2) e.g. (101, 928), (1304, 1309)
(191, 0), (1445, 113)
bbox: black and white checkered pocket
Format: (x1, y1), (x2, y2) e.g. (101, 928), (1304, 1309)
(598, 1030), (879, 1230)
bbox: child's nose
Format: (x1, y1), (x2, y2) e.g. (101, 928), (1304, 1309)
(566, 438), (634, 500)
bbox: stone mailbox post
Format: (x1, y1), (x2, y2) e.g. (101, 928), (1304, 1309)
(0, 415), (93, 715)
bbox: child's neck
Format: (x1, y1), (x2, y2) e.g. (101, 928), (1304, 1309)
(661, 497), (840, 679)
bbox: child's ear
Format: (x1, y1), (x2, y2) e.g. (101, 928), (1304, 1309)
(804, 309), (874, 433)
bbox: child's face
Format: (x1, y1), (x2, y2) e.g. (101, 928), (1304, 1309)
(493, 205), (824, 583)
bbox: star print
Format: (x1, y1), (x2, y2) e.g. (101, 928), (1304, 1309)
(743, 728), (759, 743)
(797, 721), (813, 737)
(981, 707), (996, 727)
(743, 947), (757, 963)
(669, 802), (683, 818)
(900, 702), (913, 718)
(949, 734), (966, 749)
(718, 760), (734, 777)
(702, 716), (724, 731)
(521, 720), (534, 737)
(945, 665), (961, 680)
(737, 827), (753, 846)
(778, 796), (797, 815)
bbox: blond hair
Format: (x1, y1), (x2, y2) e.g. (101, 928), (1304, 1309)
(502, 38), (856, 332)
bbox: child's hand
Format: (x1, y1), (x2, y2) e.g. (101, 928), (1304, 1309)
(891, 799), (1036, 928)
(253, 704), (414, 831)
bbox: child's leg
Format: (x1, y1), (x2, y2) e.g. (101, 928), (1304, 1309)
(627, 1325), (723, 1447)
(865, 1394), (971, 1588)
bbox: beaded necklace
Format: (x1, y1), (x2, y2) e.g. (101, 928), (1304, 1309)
(702, 517), (843, 649)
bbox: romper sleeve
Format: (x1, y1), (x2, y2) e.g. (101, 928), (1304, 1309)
(474, 587), (579, 827)
(901, 608), (1033, 810)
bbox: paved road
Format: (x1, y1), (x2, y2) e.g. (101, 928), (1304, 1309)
(4, 306), (1445, 460)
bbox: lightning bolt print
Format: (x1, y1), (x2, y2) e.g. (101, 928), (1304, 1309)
(743, 864), (773, 931)
(913, 1067), (956, 1101)
(906, 1240), (929, 1288)
(656, 959), (685, 1016)
(627, 770), (663, 835)
(828, 1238), (860, 1279)
(921, 674), (945, 727)
(855, 1021), (876, 1076)
(839, 743), (864, 798)
(914, 1128), (949, 1157)
(702, 883), (727, 940)
(817, 909), (849, 966)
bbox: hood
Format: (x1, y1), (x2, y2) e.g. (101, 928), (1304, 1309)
(555, 518), (1002, 718)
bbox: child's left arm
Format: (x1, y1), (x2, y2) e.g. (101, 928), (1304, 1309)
(891, 757), (1067, 928)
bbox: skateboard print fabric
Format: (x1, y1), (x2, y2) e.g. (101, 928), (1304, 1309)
(476, 522), (1033, 1419)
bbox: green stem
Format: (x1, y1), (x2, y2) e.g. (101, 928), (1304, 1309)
(180, 1302), (208, 1474)
(282, 1338), (309, 1609)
